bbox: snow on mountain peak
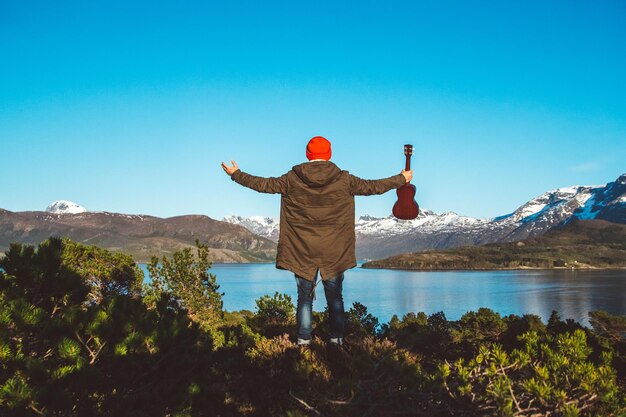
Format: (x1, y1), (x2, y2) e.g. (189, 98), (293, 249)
(504, 184), (597, 223)
(221, 174), (625, 245)
(46, 200), (88, 214)
(353, 209), (487, 236)
(223, 215), (280, 242)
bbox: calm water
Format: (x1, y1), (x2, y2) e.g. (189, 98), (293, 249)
(139, 263), (626, 326)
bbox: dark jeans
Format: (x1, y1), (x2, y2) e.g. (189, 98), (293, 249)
(295, 271), (345, 341)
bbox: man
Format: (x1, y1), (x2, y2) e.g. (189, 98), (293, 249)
(221, 136), (412, 347)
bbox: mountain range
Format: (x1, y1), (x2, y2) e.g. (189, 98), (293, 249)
(225, 173), (626, 260)
(0, 207), (276, 263)
(1, 174), (624, 263)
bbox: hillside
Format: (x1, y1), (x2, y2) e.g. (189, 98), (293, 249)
(362, 220), (626, 270)
(0, 208), (277, 263)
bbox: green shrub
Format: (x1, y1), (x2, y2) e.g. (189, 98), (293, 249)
(346, 302), (379, 337)
(61, 238), (143, 303)
(254, 292), (295, 324)
(435, 329), (623, 416)
(452, 308), (507, 347)
(246, 292), (295, 338)
(146, 239), (224, 343)
(0, 238), (214, 416)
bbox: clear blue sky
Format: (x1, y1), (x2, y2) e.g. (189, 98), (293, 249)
(2, 1), (625, 220)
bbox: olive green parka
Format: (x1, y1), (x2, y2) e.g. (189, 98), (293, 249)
(231, 161), (405, 281)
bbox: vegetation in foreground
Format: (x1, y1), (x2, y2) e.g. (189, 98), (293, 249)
(363, 220), (626, 270)
(1, 238), (625, 416)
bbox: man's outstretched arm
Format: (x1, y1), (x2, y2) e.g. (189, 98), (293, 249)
(349, 170), (412, 196)
(221, 160), (288, 194)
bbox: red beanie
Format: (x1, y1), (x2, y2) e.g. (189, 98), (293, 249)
(306, 136), (332, 160)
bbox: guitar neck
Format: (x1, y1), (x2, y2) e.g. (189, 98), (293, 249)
(403, 144), (413, 171)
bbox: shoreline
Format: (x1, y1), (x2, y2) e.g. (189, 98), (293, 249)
(360, 265), (626, 272)
(135, 261), (626, 271)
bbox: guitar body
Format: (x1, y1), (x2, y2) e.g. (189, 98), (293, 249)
(392, 144), (419, 220)
(393, 184), (419, 220)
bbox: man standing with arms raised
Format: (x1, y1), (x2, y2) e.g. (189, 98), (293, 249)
(221, 136), (412, 347)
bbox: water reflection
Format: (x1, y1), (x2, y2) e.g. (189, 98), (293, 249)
(139, 264), (626, 326)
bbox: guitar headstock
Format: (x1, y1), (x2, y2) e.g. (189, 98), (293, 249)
(404, 144), (413, 156)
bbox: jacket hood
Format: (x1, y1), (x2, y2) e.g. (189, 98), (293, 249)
(292, 161), (342, 188)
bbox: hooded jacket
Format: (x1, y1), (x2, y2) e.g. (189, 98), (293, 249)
(231, 161), (406, 281)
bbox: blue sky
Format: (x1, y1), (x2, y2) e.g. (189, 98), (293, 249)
(2, 1), (625, 220)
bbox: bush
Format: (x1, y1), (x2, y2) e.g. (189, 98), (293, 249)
(61, 238), (143, 304)
(0, 238), (214, 416)
(452, 308), (507, 348)
(249, 292), (295, 338)
(589, 310), (626, 379)
(346, 302), (379, 337)
(255, 292), (295, 324)
(435, 329), (623, 416)
(146, 240), (224, 342)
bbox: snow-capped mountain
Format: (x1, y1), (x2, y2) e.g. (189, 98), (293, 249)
(223, 215), (280, 242)
(45, 200), (88, 214)
(355, 209), (489, 237)
(572, 173), (626, 223)
(226, 173), (626, 259)
(356, 174), (625, 258)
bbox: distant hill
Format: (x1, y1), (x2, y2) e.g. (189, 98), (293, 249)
(0, 204), (277, 263)
(362, 220), (626, 270)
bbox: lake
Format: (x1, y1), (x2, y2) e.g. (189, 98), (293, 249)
(138, 263), (626, 326)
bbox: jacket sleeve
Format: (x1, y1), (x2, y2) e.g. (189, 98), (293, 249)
(231, 169), (288, 195)
(349, 173), (406, 196)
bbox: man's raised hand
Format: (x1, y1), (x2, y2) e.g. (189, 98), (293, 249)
(221, 160), (239, 176)
(401, 169), (413, 183)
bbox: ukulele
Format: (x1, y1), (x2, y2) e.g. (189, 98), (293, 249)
(392, 144), (420, 220)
